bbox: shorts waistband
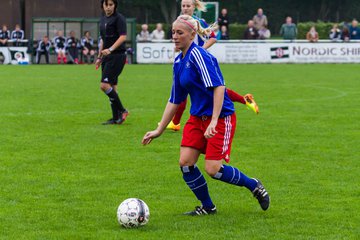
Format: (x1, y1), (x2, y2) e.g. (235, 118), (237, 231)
(193, 114), (231, 121)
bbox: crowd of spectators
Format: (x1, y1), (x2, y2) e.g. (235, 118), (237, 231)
(0, 23), (99, 64)
(134, 7), (360, 43)
(136, 23), (165, 41)
(2, 7), (360, 64)
(35, 30), (97, 64)
(0, 23), (26, 46)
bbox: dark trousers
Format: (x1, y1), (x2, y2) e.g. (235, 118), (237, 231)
(36, 50), (49, 64)
(68, 47), (78, 62)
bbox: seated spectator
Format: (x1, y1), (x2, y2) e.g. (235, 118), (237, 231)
(253, 8), (268, 30)
(81, 31), (96, 63)
(243, 20), (259, 40)
(11, 24), (25, 46)
(218, 8), (229, 32)
(53, 30), (67, 64)
(341, 26), (350, 42)
(349, 19), (360, 40)
(217, 25), (229, 40)
(306, 26), (319, 42)
(0, 24), (11, 46)
(136, 24), (151, 42)
(258, 25), (271, 39)
(36, 35), (51, 64)
(151, 23), (165, 40)
(66, 30), (80, 64)
(329, 24), (341, 41)
(280, 16), (297, 40)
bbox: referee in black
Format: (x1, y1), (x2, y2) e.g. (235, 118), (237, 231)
(96, 0), (128, 125)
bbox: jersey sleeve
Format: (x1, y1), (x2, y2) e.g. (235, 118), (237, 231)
(80, 38), (85, 47)
(190, 48), (224, 88)
(169, 63), (188, 104)
(117, 14), (127, 36)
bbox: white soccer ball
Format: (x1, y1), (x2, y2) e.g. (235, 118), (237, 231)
(117, 198), (150, 228)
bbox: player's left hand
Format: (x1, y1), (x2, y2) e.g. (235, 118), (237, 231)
(95, 58), (102, 70)
(204, 120), (218, 139)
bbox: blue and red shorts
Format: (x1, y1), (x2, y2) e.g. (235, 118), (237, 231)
(181, 113), (236, 162)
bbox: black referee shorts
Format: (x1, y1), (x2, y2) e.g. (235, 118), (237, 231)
(101, 53), (126, 85)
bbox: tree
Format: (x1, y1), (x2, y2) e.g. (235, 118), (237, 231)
(158, 0), (179, 24)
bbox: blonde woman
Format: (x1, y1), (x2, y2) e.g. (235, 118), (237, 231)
(143, 15), (270, 215)
(167, 0), (259, 131)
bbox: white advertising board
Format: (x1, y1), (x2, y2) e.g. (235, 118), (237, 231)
(0, 47), (30, 65)
(136, 41), (360, 64)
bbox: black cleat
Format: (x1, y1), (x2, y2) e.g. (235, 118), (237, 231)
(102, 118), (124, 125)
(183, 206), (217, 216)
(252, 179), (270, 211)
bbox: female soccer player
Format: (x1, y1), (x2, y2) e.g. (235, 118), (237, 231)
(81, 31), (96, 64)
(53, 30), (67, 64)
(96, 0), (128, 125)
(142, 15), (269, 215)
(167, 0), (258, 131)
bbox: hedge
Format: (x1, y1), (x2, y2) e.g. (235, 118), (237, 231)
(136, 21), (342, 40)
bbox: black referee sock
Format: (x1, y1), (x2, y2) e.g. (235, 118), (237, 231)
(110, 102), (118, 120)
(105, 88), (125, 120)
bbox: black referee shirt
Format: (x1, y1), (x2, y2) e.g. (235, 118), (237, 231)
(100, 11), (127, 53)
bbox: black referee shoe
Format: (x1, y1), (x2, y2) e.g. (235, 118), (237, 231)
(121, 109), (129, 122)
(252, 179), (270, 211)
(102, 118), (124, 125)
(183, 206), (217, 216)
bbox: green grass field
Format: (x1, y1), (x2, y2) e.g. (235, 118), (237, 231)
(0, 63), (359, 239)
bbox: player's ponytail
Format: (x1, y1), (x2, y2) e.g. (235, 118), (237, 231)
(176, 15), (218, 41)
(193, 0), (207, 12)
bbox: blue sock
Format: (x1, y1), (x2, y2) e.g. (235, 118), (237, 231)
(181, 165), (214, 209)
(213, 165), (257, 191)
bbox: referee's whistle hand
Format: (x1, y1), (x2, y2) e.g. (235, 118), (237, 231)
(101, 49), (111, 56)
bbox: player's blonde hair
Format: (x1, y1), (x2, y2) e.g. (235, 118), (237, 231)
(175, 15), (217, 41)
(193, 0), (207, 12)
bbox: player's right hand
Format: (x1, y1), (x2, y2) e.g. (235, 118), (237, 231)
(142, 130), (161, 145)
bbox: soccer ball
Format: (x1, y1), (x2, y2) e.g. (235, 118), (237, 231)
(117, 198), (150, 228)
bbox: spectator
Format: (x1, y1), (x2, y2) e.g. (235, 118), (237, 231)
(136, 24), (151, 42)
(243, 20), (259, 40)
(349, 19), (360, 40)
(11, 24), (24, 46)
(258, 25), (271, 39)
(66, 30), (80, 64)
(217, 25), (229, 40)
(253, 8), (268, 30)
(306, 26), (319, 42)
(341, 26), (350, 42)
(329, 24), (341, 41)
(81, 31), (96, 63)
(0, 24), (11, 46)
(218, 8), (229, 32)
(36, 35), (51, 64)
(151, 23), (165, 40)
(53, 30), (67, 64)
(280, 16), (297, 40)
